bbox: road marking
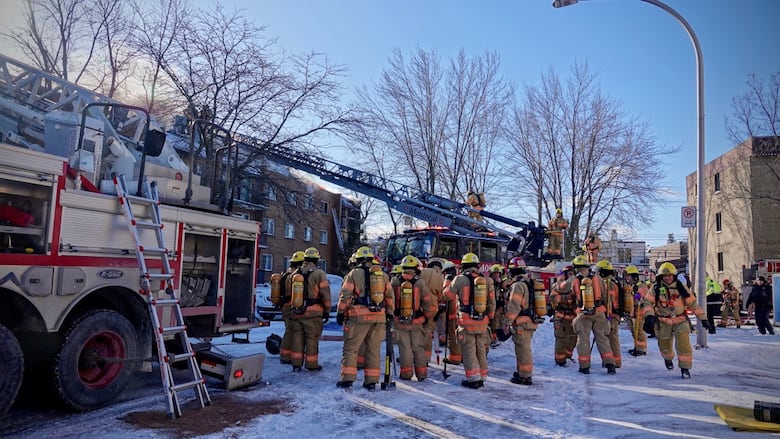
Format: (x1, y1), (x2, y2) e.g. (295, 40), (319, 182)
(351, 396), (468, 439)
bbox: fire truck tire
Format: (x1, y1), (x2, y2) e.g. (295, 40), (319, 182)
(52, 310), (138, 411)
(0, 324), (24, 416)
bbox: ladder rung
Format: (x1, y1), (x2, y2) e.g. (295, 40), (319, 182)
(139, 246), (167, 254)
(125, 194), (158, 205)
(171, 379), (206, 393)
(161, 325), (187, 335)
(145, 273), (173, 280)
(166, 352), (196, 363)
(151, 299), (180, 306)
(133, 220), (163, 230)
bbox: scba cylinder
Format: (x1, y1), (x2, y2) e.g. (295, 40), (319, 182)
(291, 273), (305, 310)
(369, 266), (385, 306)
(581, 278), (595, 312)
(473, 276), (487, 315)
(534, 281), (547, 317)
(400, 281), (414, 321)
(623, 285), (635, 314)
(270, 273), (282, 305)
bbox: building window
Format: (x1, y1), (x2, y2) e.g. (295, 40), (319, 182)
(266, 185), (277, 201)
(320, 230), (328, 244)
(304, 227), (312, 242)
(717, 252), (724, 272)
(263, 218), (275, 236)
(304, 196), (314, 210)
(715, 212), (722, 232)
(320, 201), (329, 214)
(286, 191), (297, 206)
(283, 256), (291, 270)
(284, 223), (295, 239)
(261, 254), (273, 271)
(714, 172), (720, 192)
(319, 259), (327, 273)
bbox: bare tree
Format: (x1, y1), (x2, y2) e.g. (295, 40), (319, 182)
(505, 63), (674, 258)
(725, 71), (780, 202)
(2, 0), (103, 83)
(89, 0), (138, 98)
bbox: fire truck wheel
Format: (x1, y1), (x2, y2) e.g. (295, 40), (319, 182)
(0, 324), (24, 417)
(52, 310), (138, 411)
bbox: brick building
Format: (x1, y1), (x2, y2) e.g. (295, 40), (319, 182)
(685, 136), (780, 287)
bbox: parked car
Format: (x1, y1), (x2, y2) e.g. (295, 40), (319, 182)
(255, 273), (344, 321)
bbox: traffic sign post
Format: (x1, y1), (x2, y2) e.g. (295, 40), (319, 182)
(681, 206), (696, 228)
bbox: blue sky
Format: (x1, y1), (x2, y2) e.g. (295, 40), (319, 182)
(215, 0), (779, 245)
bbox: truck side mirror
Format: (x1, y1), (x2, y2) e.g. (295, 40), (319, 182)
(143, 129), (166, 157)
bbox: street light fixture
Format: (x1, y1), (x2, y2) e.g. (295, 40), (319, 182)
(553, 0), (708, 347)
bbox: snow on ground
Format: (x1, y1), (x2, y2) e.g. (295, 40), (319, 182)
(2, 318), (779, 439)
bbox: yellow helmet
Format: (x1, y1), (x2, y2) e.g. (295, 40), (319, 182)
(625, 265), (640, 275)
(489, 263), (504, 274)
(596, 260), (614, 271)
(372, 256), (381, 265)
(291, 251), (305, 263)
(461, 253), (480, 265)
(304, 247), (320, 260)
(401, 255), (420, 269)
(555, 207), (563, 215)
(658, 262), (677, 276)
(355, 246), (374, 260)
(391, 265), (403, 274)
(572, 255), (589, 267)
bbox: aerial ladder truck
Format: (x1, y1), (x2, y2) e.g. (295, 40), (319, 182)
(0, 53), (264, 417)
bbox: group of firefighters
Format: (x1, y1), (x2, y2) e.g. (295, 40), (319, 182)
(266, 238), (730, 391)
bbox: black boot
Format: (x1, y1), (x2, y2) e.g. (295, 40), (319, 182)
(606, 364), (616, 375)
(306, 365), (323, 372)
(579, 367), (590, 374)
(681, 368), (691, 379)
(336, 380), (353, 389)
(292, 366), (302, 372)
(362, 382), (376, 391)
(555, 361), (566, 367)
(510, 373), (532, 385)
(665, 360), (674, 370)
(461, 379), (482, 389)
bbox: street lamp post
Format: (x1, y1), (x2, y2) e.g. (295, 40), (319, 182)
(553, 0), (708, 347)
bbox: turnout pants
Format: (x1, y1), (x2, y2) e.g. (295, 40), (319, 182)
(458, 328), (489, 382)
(720, 303), (740, 327)
(553, 314), (577, 365)
(446, 318), (462, 364)
(607, 315), (622, 367)
(573, 312), (614, 369)
(512, 325), (535, 378)
(280, 305), (294, 362)
(290, 316), (324, 369)
(626, 314), (647, 354)
(656, 320), (694, 369)
(397, 325), (429, 380)
(339, 320), (385, 384)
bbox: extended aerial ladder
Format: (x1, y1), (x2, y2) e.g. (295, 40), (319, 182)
(233, 135), (551, 266)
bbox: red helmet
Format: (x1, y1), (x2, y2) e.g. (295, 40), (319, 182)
(723, 279), (730, 285)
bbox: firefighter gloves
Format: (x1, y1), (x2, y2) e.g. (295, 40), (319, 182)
(336, 313), (345, 325)
(322, 312), (330, 324)
(643, 315), (657, 335)
(700, 319), (713, 332)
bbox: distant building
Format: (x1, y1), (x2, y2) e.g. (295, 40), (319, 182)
(598, 229), (650, 272)
(647, 241), (689, 273)
(685, 136), (780, 287)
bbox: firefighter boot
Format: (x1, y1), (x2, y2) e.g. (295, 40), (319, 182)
(362, 383), (376, 391)
(579, 367), (590, 374)
(664, 360), (674, 370)
(681, 368), (691, 379)
(336, 380), (354, 389)
(606, 364), (616, 375)
(461, 380), (482, 389)
(511, 372), (532, 385)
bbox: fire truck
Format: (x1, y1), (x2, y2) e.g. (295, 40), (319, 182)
(0, 54), (263, 416)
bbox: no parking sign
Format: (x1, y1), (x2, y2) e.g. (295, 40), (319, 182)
(681, 206), (696, 228)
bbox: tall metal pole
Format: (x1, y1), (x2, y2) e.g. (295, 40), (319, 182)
(640, 0), (708, 348)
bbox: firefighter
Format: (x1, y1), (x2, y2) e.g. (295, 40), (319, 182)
(719, 279), (741, 328)
(289, 247), (331, 372)
(391, 255), (436, 381)
(624, 265), (649, 356)
(546, 207), (568, 257)
(503, 258), (541, 385)
(583, 231), (602, 263)
(704, 274), (722, 334)
(488, 263), (507, 349)
(440, 261), (462, 365)
(274, 250), (305, 364)
(420, 258), (445, 362)
(596, 260), (622, 368)
(336, 246), (394, 390)
(642, 262), (711, 378)
(572, 255), (616, 375)
(466, 190), (485, 221)
(548, 263), (578, 366)
(447, 252), (496, 388)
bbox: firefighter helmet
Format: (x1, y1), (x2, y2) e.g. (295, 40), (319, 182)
(625, 265), (640, 275)
(304, 247), (320, 260)
(291, 251), (305, 263)
(555, 207), (563, 215)
(596, 260), (614, 271)
(355, 246), (373, 260)
(657, 262), (677, 276)
(508, 257), (525, 269)
(723, 278), (730, 285)
(489, 264), (504, 274)
(442, 260), (457, 273)
(559, 264), (574, 275)
(461, 253), (480, 265)
(265, 333), (282, 355)
(372, 256), (381, 265)
(391, 265), (403, 274)
(401, 255), (420, 269)
(572, 255), (589, 267)
(427, 258), (444, 268)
